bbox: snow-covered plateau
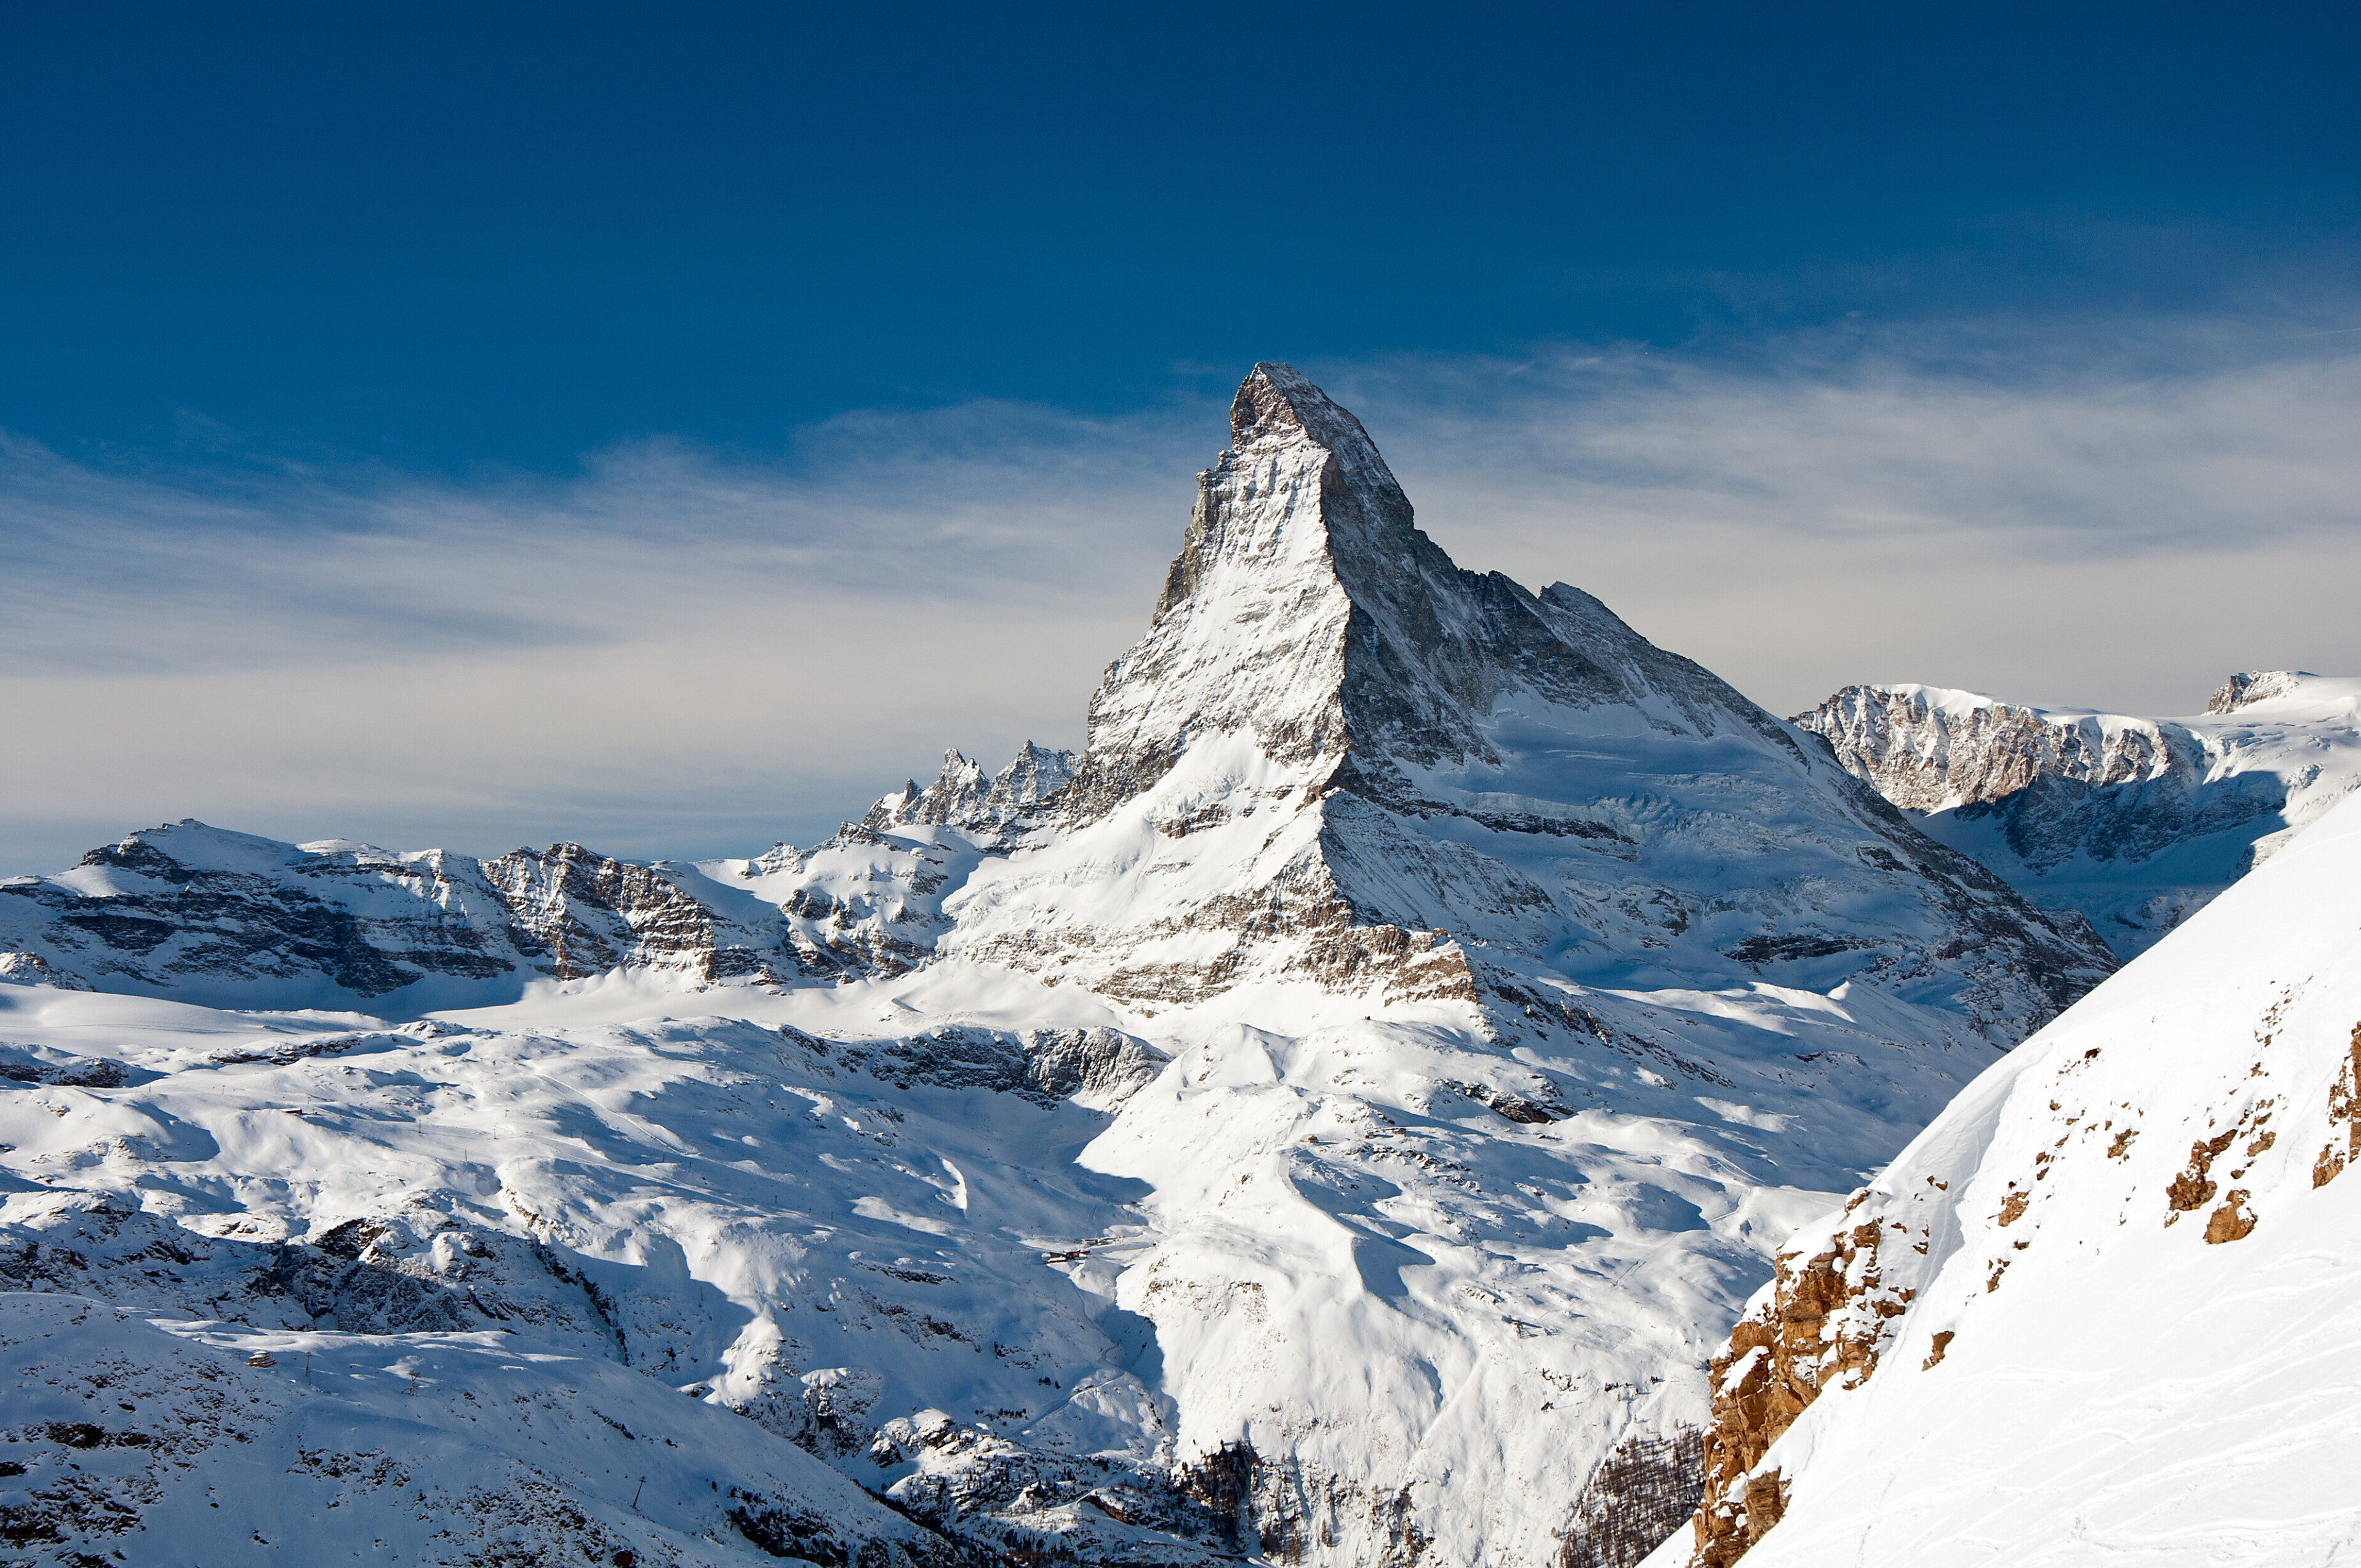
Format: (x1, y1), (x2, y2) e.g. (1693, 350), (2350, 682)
(4, 363), (2302, 1568)
(1795, 673), (2361, 959)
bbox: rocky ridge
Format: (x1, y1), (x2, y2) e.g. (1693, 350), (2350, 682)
(0, 816), (991, 1006)
(866, 743), (1080, 842)
(1794, 674), (2361, 957)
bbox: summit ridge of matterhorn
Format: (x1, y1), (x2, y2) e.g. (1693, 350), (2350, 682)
(3, 365), (2143, 1568)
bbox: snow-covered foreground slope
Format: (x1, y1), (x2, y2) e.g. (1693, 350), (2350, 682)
(1, 364), (2132, 1567)
(1646, 789), (2361, 1568)
(1, 956), (2014, 1567)
(1795, 673), (2361, 959)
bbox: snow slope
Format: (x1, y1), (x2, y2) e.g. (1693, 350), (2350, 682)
(0, 364), (2139, 1567)
(0, 952), (2020, 1567)
(0, 1292), (974, 1568)
(1796, 673), (2361, 957)
(1645, 788), (2361, 1567)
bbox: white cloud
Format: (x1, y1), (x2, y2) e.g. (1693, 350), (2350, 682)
(5, 317), (2358, 873)
(1323, 320), (2361, 715)
(0, 409), (1208, 869)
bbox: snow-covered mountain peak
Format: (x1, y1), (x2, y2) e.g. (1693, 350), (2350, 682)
(1225, 360), (1394, 475)
(2207, 667), (2316, 713)
(943, 366), (2110, 1031)
(1090, 366), (1792, 818)
(1077, 364), (1420, 810)
(1795, 675), (2361, 957)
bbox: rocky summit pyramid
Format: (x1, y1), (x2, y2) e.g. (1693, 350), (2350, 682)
(947, 363), (2113, 1038)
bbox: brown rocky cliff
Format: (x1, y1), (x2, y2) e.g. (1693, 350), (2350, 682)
(1685, 1199), (1923, 1567)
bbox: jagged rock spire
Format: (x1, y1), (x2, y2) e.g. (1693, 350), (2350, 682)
(866, 743), (1077, 834)
(1069, 363), (1771, 820)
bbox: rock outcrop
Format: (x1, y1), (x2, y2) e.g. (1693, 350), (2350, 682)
(865, 743), (1079, 840)
(2207, 669), (2307, 713)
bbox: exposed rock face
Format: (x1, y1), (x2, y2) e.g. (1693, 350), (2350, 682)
(0, 822), (805, 1002)
(866, 743), (1079, 839)
(948, 365), (2111, 1039)
(1683, 1197), (1931, 1565)
(1794, 676), (2361, 957)
(485, 840), (798, 984)
(2208, 668), (2306, 713)
(1795, 683), (2196, 816)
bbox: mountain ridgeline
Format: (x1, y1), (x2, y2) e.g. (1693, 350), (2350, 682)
(5, 364), (2112, 1041)
(1792, 674), (2361, 959)
(1, 365), (2171, 1568)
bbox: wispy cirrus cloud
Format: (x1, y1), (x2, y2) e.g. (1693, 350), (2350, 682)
(0, 407), (1209, 870)
(1326, 314), (2361, 716)
(5, 313), (2358, 873)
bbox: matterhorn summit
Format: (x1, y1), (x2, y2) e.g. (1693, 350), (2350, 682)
(950, 364), (2111, 1036)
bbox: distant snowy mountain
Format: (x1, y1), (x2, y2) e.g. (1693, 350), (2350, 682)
(1795, 673), (2361, 957)
(867, 743), (1079, 840)
(1646, 780), (2361, 1568)
(1, 365), (2124, 1568)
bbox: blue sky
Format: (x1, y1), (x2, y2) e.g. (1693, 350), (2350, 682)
(4, 3), (2359, 870)
(7, 1), (2355, 469)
